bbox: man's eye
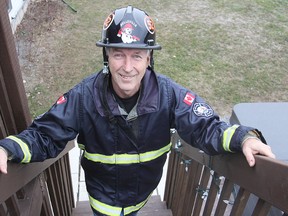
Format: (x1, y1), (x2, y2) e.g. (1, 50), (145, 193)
(114, 53), (123, 58)
(134, 55), (142, 59)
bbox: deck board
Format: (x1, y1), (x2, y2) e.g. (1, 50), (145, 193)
(72, 195), (173, 216)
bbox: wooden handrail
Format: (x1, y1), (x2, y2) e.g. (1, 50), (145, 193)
(0, 141), (74, 203)
(164, 132), (288, 216)
(0, 141), (75, 216)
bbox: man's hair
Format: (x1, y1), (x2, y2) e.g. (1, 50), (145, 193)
(105, 48), (151, 57)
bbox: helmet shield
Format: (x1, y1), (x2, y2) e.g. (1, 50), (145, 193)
(96, 6), (161, 50)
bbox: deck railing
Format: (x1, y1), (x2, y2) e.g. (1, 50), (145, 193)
(164, 131), (288, 216)
(0, 142), (75, 216)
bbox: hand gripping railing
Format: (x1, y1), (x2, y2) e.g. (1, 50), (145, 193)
(164, 131), (288, 216)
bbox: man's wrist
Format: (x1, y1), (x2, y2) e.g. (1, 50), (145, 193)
(241, 131), (260, 147)
(0, 146), (13, 160)
(0, 146), (9, 157)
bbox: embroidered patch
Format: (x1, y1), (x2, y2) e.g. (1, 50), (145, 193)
(183, 92), (195, 106)
(103, 12), (114, 30)
(56, 95), (67, 105)
(193, 103), (214, 117)
(117, 21), (140, 43)
(144, 16), (155, 34)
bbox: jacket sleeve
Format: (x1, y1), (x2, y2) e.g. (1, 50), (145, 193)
(0, 83), (82, 163)
(171, 83), (265, 155)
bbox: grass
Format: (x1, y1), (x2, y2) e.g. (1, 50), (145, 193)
(17, 0), (288, 118)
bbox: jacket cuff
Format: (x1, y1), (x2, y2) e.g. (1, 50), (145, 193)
(229, 127), (266, 152)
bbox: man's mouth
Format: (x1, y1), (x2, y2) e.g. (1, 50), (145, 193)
(120, 74), (135, 80)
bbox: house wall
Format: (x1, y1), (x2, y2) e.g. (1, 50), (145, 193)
(8, 0), (30, 33)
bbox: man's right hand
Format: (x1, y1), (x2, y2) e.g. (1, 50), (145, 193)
(0, 148), (8, 174)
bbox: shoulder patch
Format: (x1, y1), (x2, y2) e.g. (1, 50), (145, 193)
(193, 103), (214, 117)
(183, 92), (195, 106)
(56, 95), (67, 105)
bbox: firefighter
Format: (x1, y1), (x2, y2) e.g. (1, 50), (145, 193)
(0, 6), (275, 216)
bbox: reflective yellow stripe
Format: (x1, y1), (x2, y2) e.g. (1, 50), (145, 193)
(78, 143), (85, 150)
(89, 193), (151, 215)
(89, 195), (121, 215)
(84, 143), (172, 164)
(124, 194), (151, 215)
(7, 136), (31, 163)
(222, 125), (239, 152)
(140, 143), (171, 162)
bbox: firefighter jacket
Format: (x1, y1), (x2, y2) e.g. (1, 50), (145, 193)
(0, 68), (264, 215)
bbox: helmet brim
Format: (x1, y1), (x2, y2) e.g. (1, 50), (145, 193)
(96, 41), (162, 50)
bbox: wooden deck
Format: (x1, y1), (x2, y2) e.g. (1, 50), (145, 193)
(72, 195), (173, 216)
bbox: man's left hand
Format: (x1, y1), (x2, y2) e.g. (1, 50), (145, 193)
(242, 138), (276, 167)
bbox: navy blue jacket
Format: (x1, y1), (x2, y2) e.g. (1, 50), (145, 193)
(0, 68), (262, 215)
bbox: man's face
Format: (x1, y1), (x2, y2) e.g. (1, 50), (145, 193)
(108, 48), (150, 98)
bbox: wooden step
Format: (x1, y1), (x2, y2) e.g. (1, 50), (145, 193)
(138, 195), (173, 216)
(72, 195), (173, 216)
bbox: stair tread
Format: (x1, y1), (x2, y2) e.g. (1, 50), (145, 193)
(138, 209), (173, 216)
(138, 195), (172, 215)
(73, 195), (173, 216)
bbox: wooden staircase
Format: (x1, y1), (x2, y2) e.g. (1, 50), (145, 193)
(72, 195), (173, 216)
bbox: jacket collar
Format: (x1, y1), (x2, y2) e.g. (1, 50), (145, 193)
(93, 68), (159, 117)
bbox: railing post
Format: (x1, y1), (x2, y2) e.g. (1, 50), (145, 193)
(5, 194), (20, 216)
(39, 173), (54, 216)
(0, 0), (31, 135)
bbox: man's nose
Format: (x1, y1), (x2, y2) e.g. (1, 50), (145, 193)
(123, 57), (133, 72)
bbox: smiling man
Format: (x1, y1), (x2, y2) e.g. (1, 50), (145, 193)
(107, 48), (150, 98)
(0, 5), (275, 216)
